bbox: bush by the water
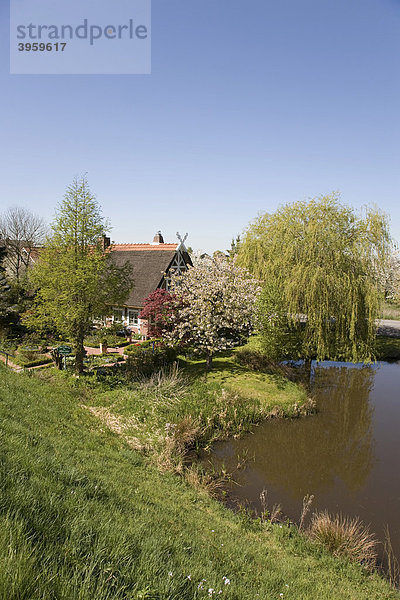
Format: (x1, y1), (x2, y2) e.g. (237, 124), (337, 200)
(235, 348), (301, 381)
(235, 348), (279, 371)
(126, 342), (177, 378)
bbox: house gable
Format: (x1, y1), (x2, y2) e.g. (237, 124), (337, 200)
(109, 235), (192, 309)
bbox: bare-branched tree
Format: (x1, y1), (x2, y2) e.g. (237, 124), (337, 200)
(0, 207), (47, 281)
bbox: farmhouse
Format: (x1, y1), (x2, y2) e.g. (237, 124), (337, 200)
(107, 231), (192, 336)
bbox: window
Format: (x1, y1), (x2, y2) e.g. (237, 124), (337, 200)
(112, 308), (124, 323)
(128, 310), (139, 326)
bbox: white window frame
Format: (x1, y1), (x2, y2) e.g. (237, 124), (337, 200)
(112, 307), (124, 323)
(128, 309), (139, 326)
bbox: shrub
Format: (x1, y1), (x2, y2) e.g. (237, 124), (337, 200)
(84, 328), (130, 348)
(308, 510), (378, 567)
(124, 343), (141, 353)
(375, 336), (400, 361)
(125, 339), (162, 353)
(126, 343), (177, 378)
(85, 354), (124, 370)
(235, 348), (276, 371)
(13, 353), (53, 368)
(235, 348), (301, 381)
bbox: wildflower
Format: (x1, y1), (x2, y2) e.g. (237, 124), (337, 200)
(280, 594), (283, 598)
(187, 575), (191, 580)
(208, 589), (214, 597)
(168, 571), (173, 577)
(165, 422), (176, 434)
(222, 576), (230, 585)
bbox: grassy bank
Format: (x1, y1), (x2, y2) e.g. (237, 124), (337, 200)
(87, 353), (313, 468)
(0, 366), (398, 599)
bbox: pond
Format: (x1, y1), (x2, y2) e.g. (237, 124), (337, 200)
(202, 361), (400, 564)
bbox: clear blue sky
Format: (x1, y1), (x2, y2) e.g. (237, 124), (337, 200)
(1, 0), (399, 252)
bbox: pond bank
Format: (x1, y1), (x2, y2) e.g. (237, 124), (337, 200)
(201, 360), (400, 581)
(0, 364), (397, 599)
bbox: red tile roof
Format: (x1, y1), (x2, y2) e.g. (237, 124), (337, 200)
(111, 243), (178, 251)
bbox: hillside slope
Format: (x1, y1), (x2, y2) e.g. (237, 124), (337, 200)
(0, 367), (397, 600)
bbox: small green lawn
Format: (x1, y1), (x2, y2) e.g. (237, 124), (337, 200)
(178, 352), (306, 410)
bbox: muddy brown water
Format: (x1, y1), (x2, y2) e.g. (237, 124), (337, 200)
(202, 361), (400, 564)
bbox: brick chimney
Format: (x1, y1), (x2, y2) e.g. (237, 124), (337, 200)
(152, 231), (164, 244)
(101, 235), (111, 250)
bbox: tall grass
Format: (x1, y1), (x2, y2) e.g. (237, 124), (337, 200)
(308, 511), (378, 568)
(299, 494), (314, 531)
(383, 525), (400, 588)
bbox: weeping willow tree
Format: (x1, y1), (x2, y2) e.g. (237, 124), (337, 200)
(237, 194), (391, 364)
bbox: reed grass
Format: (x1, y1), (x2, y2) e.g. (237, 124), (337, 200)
(383, 525), (400, 588)
(308, 510), (378, 568)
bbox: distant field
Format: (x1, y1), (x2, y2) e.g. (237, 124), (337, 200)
(380, 301), (400, 320)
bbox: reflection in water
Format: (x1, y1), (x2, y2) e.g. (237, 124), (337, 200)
(209, 365), (375, 501)
(204, 361), (400, 566)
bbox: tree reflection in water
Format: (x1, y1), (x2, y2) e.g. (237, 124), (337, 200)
(208, 364), (375, 504)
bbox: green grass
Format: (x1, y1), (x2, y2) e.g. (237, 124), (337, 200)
(0, 366), (397, 600)
(88, 353), (312, 458)
(179, 352), (305, 407)
(380, 301), (400, 321)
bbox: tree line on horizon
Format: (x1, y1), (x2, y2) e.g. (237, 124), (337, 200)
(1, 175), (399, 373)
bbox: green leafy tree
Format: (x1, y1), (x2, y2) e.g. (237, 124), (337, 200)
(237, 194), (391, 365)
(24, 176), (133, 372)
(228, 235), (241, 259)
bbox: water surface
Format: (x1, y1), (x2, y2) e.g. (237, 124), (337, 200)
(204, 361), (400, 562)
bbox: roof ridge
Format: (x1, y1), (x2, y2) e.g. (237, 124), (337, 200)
(111, 242), (177, 245)
(111, 244), (177, 249)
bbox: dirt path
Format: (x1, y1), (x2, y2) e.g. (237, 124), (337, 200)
(84, 346), (127, 356)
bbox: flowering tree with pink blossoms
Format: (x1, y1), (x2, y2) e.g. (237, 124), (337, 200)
(164, 255), (260, 370)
